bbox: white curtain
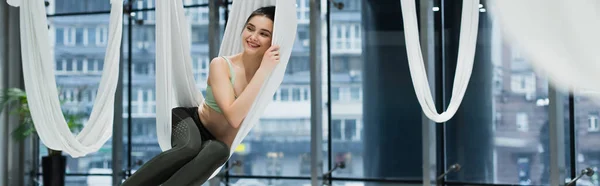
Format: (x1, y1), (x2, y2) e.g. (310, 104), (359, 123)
(400, 0), (480, 123)
(488, 0), (600, 96)
(155, 0), (297, 179)
(10, 0), (123, 158)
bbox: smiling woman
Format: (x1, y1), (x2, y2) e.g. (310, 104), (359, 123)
(121, 5), (283, 186)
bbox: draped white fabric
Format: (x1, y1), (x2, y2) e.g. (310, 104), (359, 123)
(6, 0), (19, 7)
(400, 0), (479, 123)
(155, 0), (297, 179)
(12, 0), (123, 157)
(488, 0), (600, 95)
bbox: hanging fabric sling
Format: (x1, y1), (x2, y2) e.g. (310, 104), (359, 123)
(8, 0), (123, 158)
(400, 0), (479, 123)
(155, 0), (298, 179)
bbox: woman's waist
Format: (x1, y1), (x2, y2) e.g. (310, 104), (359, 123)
(199, 104), (237, 147)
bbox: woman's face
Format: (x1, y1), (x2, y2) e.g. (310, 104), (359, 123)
(242, 15), (274, 56)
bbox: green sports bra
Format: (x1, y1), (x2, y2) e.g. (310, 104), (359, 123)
(204, 56), (236, 113)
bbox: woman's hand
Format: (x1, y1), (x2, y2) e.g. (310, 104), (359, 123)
(260, 45), (280, 70)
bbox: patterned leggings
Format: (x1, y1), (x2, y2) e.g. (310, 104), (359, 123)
(121, 107), (230, 186)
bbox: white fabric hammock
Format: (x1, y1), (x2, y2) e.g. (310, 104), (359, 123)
(9, 0), (123, 157)
(400, 0), (480, 123)
(488, 0), (600, 95)
(155, 0), (297, 179)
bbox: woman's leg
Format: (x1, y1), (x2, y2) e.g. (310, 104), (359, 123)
(121, 107), (204, 186)
(162, 140), (230, 186)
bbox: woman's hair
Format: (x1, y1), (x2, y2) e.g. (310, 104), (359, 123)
(245, 6), (276, 24)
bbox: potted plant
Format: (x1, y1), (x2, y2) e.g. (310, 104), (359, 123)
(0, 88), (83, 186)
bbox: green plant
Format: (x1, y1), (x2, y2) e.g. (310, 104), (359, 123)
(0, 88), (83, 156)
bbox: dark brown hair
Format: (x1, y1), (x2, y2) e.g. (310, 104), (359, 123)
(245, 6), (276, 24)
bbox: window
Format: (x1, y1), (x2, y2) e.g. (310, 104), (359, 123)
(516, 112), (529, 132)
(141, 89), (155, 114)
(332, 119), (342, 140)
(86, 59), (94, 72)
(510, 73), (536, 96)
(135, 63), (149, 75)
(331, 119), (360, 141)
(97, 60), (104, 71)
(297, 0), (309, 23)
(66, 59), (74, 71)
(87, 27), (96, 45)
(517, 157), (531, 185)
(331, 23), (361, 53)
(303, 88), (309, 100)
(332, 57), (349, 73)
(64, 27), (76, 46)
(589, 115), (599, 132)
(438, 2), (558, 185)
(299, 153), (311, 175)
(280, 88), (289, 101)
(192, 56), (210, 81)
(340, 0), (361, 11)
(332, 87), (340, 101)
(344, 119), (357, 141)
(56, 59), (65, 72)
(97, 27), (108, 46)
(286, 56), (310, 74)
(191, 27), (207, 44)
(75, 28), (84, 45)
(350, 87), (360, 100)
(55, 27), (64, 45)
(297, 29), (309, 47)
(292, 88), (301, 101)
(76, 59), (84, 72)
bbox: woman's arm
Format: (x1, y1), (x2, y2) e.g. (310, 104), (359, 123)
(209, 46), (280, 128)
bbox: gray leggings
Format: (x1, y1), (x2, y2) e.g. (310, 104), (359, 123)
(121, 107), (230, 186)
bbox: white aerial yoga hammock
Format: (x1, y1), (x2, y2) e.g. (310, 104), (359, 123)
(8, 0), (123, 158)
(487, 0), (600, 97)
(155, 0), (297, 179)
(400, 0), (480, 123)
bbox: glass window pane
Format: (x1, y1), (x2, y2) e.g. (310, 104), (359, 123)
(88, 27), (96, 45)
(77, 59), (84, 71)
(344, 119), (356, 140)
(66, 59), (73, 71)
(56, 60), (64, 71)
(292, 88), (301, 101)
(330, 0), (423, 181)
(331, 87), (340, 101)
(280, 88), (289, 101)
(350, 87), (360, 100)
(55, 27), (64, 45)
(75, 28), (84, 45)
(87, 60), (94, 71)
(445, 2), (556, 185)
(97, 61), (104, 71)
(126, 10), (161, 175)
(332, 119), (342, 140)
(42, 14), (113, 175)
(575, 93), (600, 185)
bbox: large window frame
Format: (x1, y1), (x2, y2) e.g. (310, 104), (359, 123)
(38, 0), (584, 185)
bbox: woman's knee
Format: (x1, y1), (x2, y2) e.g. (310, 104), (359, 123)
(203, 140), (230, 162)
